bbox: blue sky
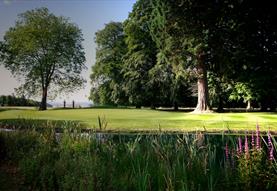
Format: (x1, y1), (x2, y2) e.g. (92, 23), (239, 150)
(0, 0), (136, 103)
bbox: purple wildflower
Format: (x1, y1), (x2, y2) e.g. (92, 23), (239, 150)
(256, 123), (260, 150)
(268, 131), (272, 147)
(225, 143), (229, 160)
(251, 132), (255, 149)
(245, 135), (249, 157)
(268, 131), (274, 161)
(270, 147), (274, 161)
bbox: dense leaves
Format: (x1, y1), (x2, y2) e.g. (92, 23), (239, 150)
(88, 0), (277, 111)
(0, 95), (38, 107)
(90, 1), (194, 109)
(122, 0), (159, 108)
(90, 22), (127, 105)
(0, 8), (86, 110)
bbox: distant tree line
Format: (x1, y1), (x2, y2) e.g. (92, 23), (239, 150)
(0, 95), (39, 107)
(90, 0), (277, 112)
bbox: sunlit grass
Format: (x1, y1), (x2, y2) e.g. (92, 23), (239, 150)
(0, 107), (277, 132)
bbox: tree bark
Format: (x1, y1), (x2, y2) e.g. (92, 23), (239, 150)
(135, 105), (141, 109)
(174, 102), (178, 111)
(260, 99), (268, 111)
(193, 52), (210, 113)
(246, 100), (252, 111)
(39, 87), (48, 110)
(216, 96), (224, 112)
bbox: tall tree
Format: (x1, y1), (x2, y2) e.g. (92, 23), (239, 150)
(234, 1), (277, 111)
(149, 0), (193, 110)
(149, 0), (217, 112)
(150, 0), (252, 112)
(123, 0), (158, 108)
(212, 1), (277, 111)
(0, 8), (86, 110)
(89, 22), (127, 105)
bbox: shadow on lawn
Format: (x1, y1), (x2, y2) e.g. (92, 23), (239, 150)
(158, 107), (277, 113)
(0, 107), (38, 113)
(0, 118), (87, 133)
(0, 108), (25, 113)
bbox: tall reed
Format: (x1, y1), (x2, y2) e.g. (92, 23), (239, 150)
(1, 122), (277, 190)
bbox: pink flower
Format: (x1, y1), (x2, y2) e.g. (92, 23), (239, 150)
(268, 131), (274, 161)
(225, 143), (229, 160)
(251, 132), (255, 149)
(245, 135), (249, 157)
(270, 147), (274, 161)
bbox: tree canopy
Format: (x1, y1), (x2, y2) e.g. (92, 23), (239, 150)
(88, 0), (277, 112)
(0, 7), (86, 110)
(90, 22), (127, 105)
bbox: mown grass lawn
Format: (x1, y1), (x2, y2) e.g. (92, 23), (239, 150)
(0, 107), (277, 132)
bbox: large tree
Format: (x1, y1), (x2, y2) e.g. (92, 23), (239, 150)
(150, 0), (252, 112)
(149, 0), (193, 110)
(0, 8), (86, 110)
(123, 0), (158, 108)
(232, 1), (277, 111)
(89, 22), (127, 105)
(149, 0), (216, 112)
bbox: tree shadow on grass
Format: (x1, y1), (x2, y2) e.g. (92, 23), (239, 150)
(0, 118), (87, 133)
(0, 107), (37, 113)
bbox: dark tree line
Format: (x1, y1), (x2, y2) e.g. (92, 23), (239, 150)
(89, 0), (277, 112)
(0, 95), (39, 107)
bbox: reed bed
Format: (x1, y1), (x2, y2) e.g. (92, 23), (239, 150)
(0, 120), (276, 191)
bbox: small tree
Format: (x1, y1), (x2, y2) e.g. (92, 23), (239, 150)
(229, 82), (257, 111)
(0, 8), (86, 110)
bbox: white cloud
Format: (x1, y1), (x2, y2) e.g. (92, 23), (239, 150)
(3, 0), (12, 5)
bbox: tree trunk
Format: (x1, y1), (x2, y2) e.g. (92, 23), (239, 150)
(39, 88), (47, 110)
(135, 105), (141, 109)
(174, 102), (178, 111)
(193, 52), (210, 113)
(260, 100), (268, 111)
(216, 96), (224, 112)
(246, 100), (252, 111)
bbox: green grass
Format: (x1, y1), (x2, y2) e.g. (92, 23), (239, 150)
(0, 107), (277, 132)
(1, 128), (277, 190)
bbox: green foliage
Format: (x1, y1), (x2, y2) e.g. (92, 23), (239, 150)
(2, 127), (277, 191)
(229, 82), (257, 103)
(0, 118), (84, 131)
(0, 7), (86, 110)
(90, 22), (128, 106)
(236, 147), (277, 190)
(0, 94), (39, 107)
(89, 0), (277, 111)
(121, 0), (193, 108)
(122, 0), (158, 107)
